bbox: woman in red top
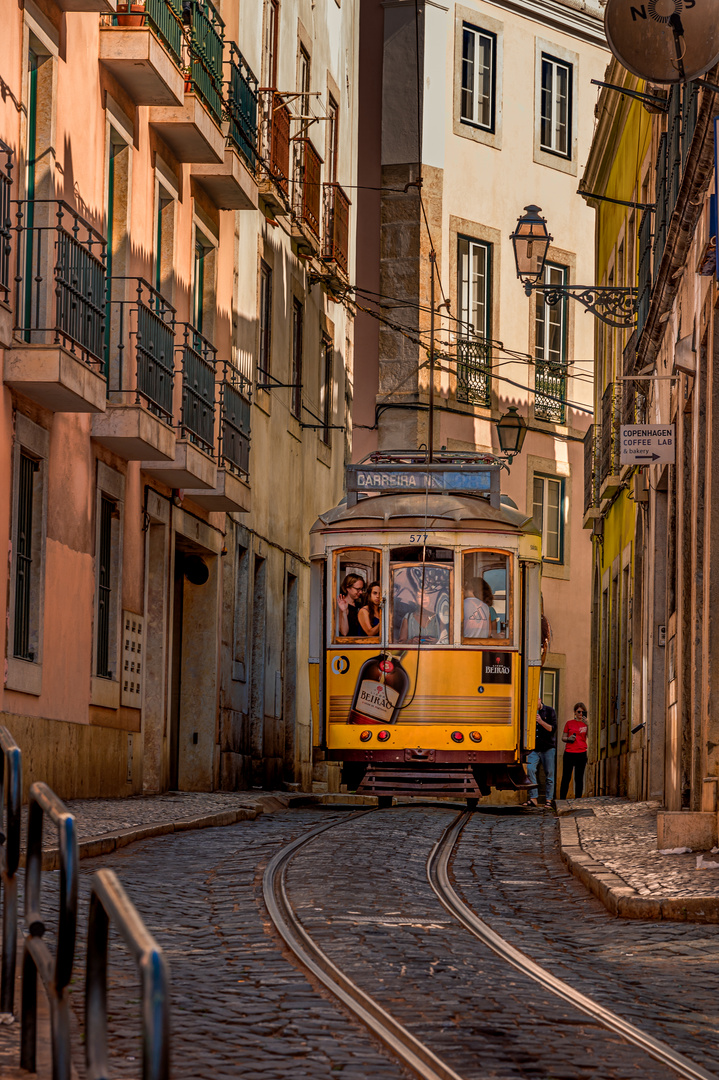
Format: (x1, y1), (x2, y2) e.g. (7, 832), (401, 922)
(559, 702), (589, 799)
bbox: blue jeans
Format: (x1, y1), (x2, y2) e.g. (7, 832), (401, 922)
(526, 748), (555, 801)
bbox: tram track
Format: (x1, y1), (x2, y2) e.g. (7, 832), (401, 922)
(264, 807), (718, 1080)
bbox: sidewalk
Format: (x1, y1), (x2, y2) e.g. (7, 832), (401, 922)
(558, 796), (719, 922)
(25, 788), (323, 869)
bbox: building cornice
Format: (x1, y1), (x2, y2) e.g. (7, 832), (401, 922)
(482, 0), (607, 49)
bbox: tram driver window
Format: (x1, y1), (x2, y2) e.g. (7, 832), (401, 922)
(390, 547), (453, 645)
(334, 549), (381, 641)
(462, 551), (510, 641)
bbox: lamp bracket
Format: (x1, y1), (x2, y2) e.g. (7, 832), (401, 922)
(524, 283), (638, 328)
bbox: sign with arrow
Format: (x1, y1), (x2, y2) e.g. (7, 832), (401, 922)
(620, 424), (675, 466)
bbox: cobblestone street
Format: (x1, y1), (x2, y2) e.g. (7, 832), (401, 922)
(8, 801), (719, 1080)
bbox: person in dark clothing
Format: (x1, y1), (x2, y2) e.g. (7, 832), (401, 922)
(559, 702), (589, 799)
(526, 699), (557, 808)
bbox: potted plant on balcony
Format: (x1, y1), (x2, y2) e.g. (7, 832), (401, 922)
(116, 0), (145, 27)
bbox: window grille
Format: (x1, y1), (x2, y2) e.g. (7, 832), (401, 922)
(14, 453), (36, 661)
(96, 495), (114, 679)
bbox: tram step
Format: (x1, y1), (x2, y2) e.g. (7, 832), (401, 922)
(357, 767), (481, 797)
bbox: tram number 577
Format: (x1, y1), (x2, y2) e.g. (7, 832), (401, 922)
(409, 533), (428, 544)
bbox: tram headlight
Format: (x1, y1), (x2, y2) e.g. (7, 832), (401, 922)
(377, 730), (391, 742)
(469, 731), (483, 743)
(359, 730), (372, 742)
(451, 731), (464, 743)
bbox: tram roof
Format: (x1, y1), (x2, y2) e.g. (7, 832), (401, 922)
(311, 493), (538, 534)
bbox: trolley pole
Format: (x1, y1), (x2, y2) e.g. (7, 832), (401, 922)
(428, 251), (435, 464)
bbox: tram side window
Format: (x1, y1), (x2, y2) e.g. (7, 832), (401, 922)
(334, 549), (382, 641)
(462, 551), (510, 641)
(390, 549), (453, 645)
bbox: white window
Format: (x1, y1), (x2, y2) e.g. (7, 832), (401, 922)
(457, 236), (491, 338)
(533, 475), (564, 563)
(535, 262), (567, 365)
(461, 25), (496, 132)
(540, 55), (571, 158)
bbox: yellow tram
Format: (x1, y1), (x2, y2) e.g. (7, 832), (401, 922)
(309, 453), (544, 802)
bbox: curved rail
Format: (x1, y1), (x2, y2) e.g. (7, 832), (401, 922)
(428, 812), (718, 1080)
(263, 812), (466, 1080)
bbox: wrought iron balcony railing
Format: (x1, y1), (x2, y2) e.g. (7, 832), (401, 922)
(293, 139), (322, 238)
(600, 381), (621, 482)
(259, 90), (291, 195)
(219, 365), (251, 476)
(456, 338), (491, 407)
(179, 323), (216, 454)
(186, 0), (225, 127)
(584, 424), (596, 516)
(534, 360), (567, 424)
(0, 141), (13, 303)
(104, 0), (184, 70)
(13, 200), (107, 367)
(321, 182), (350, 276)
(226, 43), (258, 169)
(106, 278), (175, 422)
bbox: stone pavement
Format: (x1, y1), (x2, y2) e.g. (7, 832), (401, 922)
(25, 789), (323, 867)
(557, 796), (719, 921)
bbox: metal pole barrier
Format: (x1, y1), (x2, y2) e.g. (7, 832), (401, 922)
(0, 727), (21, 1021)
(86, 868), (170, 1080)
(20, 782), (78, 1080)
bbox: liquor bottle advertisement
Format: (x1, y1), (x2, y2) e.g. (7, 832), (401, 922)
(326, 648), (516, 730)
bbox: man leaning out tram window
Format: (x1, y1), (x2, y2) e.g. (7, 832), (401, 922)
(525, 699), (557, 809)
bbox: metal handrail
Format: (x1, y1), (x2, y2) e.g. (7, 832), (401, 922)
(86, 869), (170, 1080)
(0, 141), (13, 302)
(0, 728), (21, 1020)
(21, 782), (78, 1080)
(107, 277), (176, 422)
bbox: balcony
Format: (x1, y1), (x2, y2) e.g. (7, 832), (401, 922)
(321, 182), (350, 282)
(148, 0), (224, 163)
(55, 0), (116, 12)
(99, 0), (185, 106)
(456, 339), (491, 407)
(600, 381), (621, 501)
(534, 360), (567, 424)
(92, 278), (176, 460)
(143, 323), (216, 489)
(291, 139), (322, 254)
(184, 365), (250, 511)
(192, 45), (258, 210)
(257, 91), (291, 214)
(0, 141), (13, 347)
(4, 200), (107, 413)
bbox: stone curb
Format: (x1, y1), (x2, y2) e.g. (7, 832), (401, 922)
(558, 813), (719, 923)
(25, 792), (333, 872)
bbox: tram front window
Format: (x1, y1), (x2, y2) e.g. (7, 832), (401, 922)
(390, 548), (453, 645)
(334, 549), (382, 641)
(462, 551), (511, 641)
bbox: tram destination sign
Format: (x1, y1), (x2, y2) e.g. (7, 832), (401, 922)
(619, 424), (675, 466)
(346, 462), (501, 507)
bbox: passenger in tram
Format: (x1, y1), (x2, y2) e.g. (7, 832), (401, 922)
(337, 573), (365, 636)
(463, 577), (491, 638)
(481, 580), (499, 637)
(358, 581), (382, 637)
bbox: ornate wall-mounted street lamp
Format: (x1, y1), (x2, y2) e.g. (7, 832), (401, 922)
(495, 406), (528, 461)
(510, 205), (638, 328)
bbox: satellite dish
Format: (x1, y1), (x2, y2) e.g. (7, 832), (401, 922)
(604, 0), (719, 83)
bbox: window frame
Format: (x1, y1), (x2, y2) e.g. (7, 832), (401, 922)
(541, 668), (559, 712)
(389, 560), (454, 647)
(291, 297), (303, 419)
(320, 336), (333, 445)
(258, 259), (272, 381)
(533, 474), (565, 565)
(332, 548), (383, 645)
(91, 461), (125, 708)
(460, 23), (496, 133)
(457, 234), (491, 340)
(460, 548), (514, 646)
(7, 414), (49, 696)
(540, 53), (572, 159)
